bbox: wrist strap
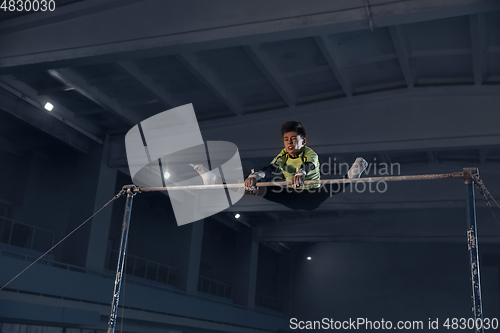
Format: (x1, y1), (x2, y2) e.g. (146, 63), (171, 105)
(295, 167), (306, 178)
(248, 169), (265, 180)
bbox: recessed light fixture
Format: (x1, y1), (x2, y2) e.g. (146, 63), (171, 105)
(307, 257), (312, 260)
(44, 102), (54, 111)
(163, 171), (171, 179)
(234, 213), (240, 219)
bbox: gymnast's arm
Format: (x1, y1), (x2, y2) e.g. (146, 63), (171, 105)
(244, 163), (281, 190)
(291, 162), (315, 187)
(257, 161), (316, 188)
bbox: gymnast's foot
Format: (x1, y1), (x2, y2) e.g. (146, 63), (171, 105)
(347, 157), (368, 179)
(192, 164), (217, 185)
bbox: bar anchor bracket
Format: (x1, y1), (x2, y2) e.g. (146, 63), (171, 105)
(463, 167), (480, 185)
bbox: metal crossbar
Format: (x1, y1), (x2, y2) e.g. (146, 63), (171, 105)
(130, 171), (464, 193)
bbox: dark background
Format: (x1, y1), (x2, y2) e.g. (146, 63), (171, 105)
(0, 1), (500, 332)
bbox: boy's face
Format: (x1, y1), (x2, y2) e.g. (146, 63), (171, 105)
(283, 131), (306, 156)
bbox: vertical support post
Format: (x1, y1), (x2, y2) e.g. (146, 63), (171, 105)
(176, 220), (204, 295)
(86, 134), (119, 272)
(464, 168), (484, 333)
(233, 226), (258, 308)
(107, 186), (136, 333)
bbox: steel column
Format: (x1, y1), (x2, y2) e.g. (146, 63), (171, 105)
(107, 187), (135, 333)
(464, 168), (484, 333)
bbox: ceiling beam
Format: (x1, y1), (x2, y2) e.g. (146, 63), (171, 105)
(280, 65), (331, 79)
(176, 52), (244, 116)
(196, 85), (500, 156)
(314, 35), (353, 97)
(0, 75), (103, 144)
(121, 98), (159, 108)
(343, 53), (398, 68)
(243, 100), (289, 114)
(87, 74), (129, 86)
(0, 87), (91, 154)
(47, 69), (142, 126)
(469, 14), (486, 85)
(199, 84), (500, 126)
(3, 0), (499, 73)
(415, 77), (475, 85)
(140, 63), (179, 74)
(224, 77), (268, 89)
(411, 49), (472, 57)
(296, 89), (346, 104)
(353, 80), (406, 94)
(389, 26), (415, 88)
(243, 45), (297, 106)
(73, 108), (107, 118)
(107, 85), (500, 167)
(116, 61), (183, 109)
(37, 84), (74, 95)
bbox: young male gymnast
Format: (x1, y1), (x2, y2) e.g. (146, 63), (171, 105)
(242, 121), (368, 210)
(194, 121), (368, 211)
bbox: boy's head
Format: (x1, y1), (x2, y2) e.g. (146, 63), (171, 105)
(280, 121), (306, 138)
(281, 121), (306, 157)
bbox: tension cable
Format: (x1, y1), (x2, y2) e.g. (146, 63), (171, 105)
(471, 173), (500, 229)
(0, 190), (126, 291)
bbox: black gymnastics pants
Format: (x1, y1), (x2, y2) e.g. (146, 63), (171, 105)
(260, 180), (349, 211)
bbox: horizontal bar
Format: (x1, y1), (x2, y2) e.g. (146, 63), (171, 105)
(131, 171), (464, 193)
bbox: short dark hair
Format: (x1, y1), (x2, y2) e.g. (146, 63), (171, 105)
(281, 121), (306, 138)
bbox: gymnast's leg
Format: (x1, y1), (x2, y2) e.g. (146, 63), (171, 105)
(256, 183), (342, 211)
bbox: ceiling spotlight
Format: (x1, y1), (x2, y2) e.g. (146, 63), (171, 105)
(44, 102), (54, 111)
(234, 213), (240, 219)
(163, 171), (171, 179)
(307, 257), (312, 260)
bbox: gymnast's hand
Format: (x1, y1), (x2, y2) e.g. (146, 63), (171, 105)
(244, 177), (258, 191)
(292, 168), (306, 188)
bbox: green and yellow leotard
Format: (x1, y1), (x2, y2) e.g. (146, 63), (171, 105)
(270, 146), (320, 189)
